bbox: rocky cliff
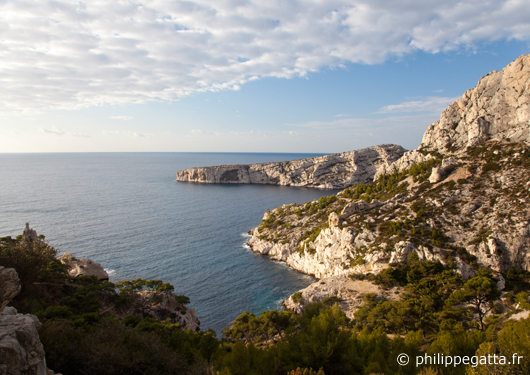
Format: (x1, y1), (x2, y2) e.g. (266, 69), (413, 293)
(103, 291), (200, 332)
(248, 53), (530, 316)
(420, 53), (530, 154)
(0, 267), (50, 375)
(60, 252), (109, 280)
(177, 144), (406, 189)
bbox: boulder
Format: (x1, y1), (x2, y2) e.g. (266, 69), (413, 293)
(0, 307), (47, 375)
(0, 266), (21, 313)
(428, 167), (446, 183)
(60, 253), (109, 280)
(328, 212), (340, 227)
(0, 268), (48, 375)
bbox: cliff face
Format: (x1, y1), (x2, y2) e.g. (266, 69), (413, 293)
(420, 54), (530, 154)
(0, 267), (48, 375)
(249, 150), (530, 277)
(247, 54), (530, 316)
(60, 252), (109, 280)
(177, 144), (406, 189)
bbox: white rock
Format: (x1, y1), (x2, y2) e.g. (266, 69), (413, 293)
(177, 144), (406, 189)
(0, 267), (21, 313)
(429, 167), (446, 183)
(419, 54), (530, 154)
(329, 212), (340, 227)
(60, 253), (109, 280)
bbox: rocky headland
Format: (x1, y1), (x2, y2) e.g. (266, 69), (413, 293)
(176, 144), (406, 189)
(247, 53), (530, 317)
(0, 225), (200, 374)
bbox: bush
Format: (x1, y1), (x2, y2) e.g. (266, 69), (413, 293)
(292, 292), (303, 304)
(0, 237), (59, 286)
(174, 295), (190, 304)
(482, 162), (500, 174)
(39, 318), (192, 375)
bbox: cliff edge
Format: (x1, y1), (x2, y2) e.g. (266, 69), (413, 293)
(177, 144), (406, 189)
(247, 53), (530, 316)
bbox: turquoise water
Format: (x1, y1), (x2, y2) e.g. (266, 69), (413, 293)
(0, 153), (337, 334)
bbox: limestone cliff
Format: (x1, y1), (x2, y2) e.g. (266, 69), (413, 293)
(420, 53), (530, 154)
(60, 252), (109, 280)
(248, 54), (530, 316)
(177, 144), (406, 189)
(0, 267), (49, 375)
(376, 53), (530, 179)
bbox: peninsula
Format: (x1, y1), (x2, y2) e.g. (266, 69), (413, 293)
(176, 144), (406, 189)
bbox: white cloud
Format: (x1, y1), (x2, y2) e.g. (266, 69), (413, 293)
(292, 113), (441, 130)
(378, 96), (459, 114)
(133, 132), (156, 137)
(190, 129), (214, 135)
(39, 126), (89, 137)
(39, 126), (66, 135)
(110, 116), (134, 120)
(102, 130), (155, 137)
(1, 0), (529, 112)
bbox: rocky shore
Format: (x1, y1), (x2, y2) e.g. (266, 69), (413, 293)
(0, 225), (200, 374)
(177, 144), (406, 189)
(247, 53), (530, 316)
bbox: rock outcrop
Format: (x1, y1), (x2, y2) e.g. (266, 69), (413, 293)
(104, 291), (201, 332)
(0, 269), (48, 375)
(247, 54), (530, 317)
(60, 252), (109, 280)
(283, 275), (400, 318)
(177, 144), (406, 189)
(419, 53), (530, 154)
(0, 266), (21, 313)
(375, 150), (434, 180)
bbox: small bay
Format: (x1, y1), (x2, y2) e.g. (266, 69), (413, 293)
(0, 152), (338, 334)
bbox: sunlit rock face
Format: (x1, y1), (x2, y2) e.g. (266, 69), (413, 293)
(247, 54), (530, 318)
(177, 144), (406, 189)
(419, 54), (530, 154)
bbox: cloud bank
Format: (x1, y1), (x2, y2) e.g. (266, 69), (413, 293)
(378, 97), (460, 114)
(1, 0), (529, 112)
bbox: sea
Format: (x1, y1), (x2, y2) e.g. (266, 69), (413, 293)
(0, 153), (339, 334)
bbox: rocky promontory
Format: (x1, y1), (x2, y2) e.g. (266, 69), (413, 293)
(177, 144), (406, 189)
(248, 53), (530, 317)
(60, 252), (109, 280)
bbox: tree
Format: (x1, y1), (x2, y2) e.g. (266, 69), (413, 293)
(447, 268), (501, 330)
(0, 235), (59, 286)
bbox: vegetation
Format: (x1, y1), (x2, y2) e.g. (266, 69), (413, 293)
(1, 223), (529, 375)
(4, 138), (530, 374)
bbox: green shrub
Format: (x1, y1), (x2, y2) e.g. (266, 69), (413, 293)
(292, 292), (303, 304)
(174, 295), (190, 304)
(482, 162), (500, 174)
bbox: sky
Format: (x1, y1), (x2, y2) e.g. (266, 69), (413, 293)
(1, 0), (530, 153)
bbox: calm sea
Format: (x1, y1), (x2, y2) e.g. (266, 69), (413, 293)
(0, 153), (337, 334)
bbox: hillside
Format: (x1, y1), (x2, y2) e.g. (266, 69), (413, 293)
(247, 54), (530, 322)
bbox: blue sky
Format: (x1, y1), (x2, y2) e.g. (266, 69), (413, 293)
(1, 0), (529, 153)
